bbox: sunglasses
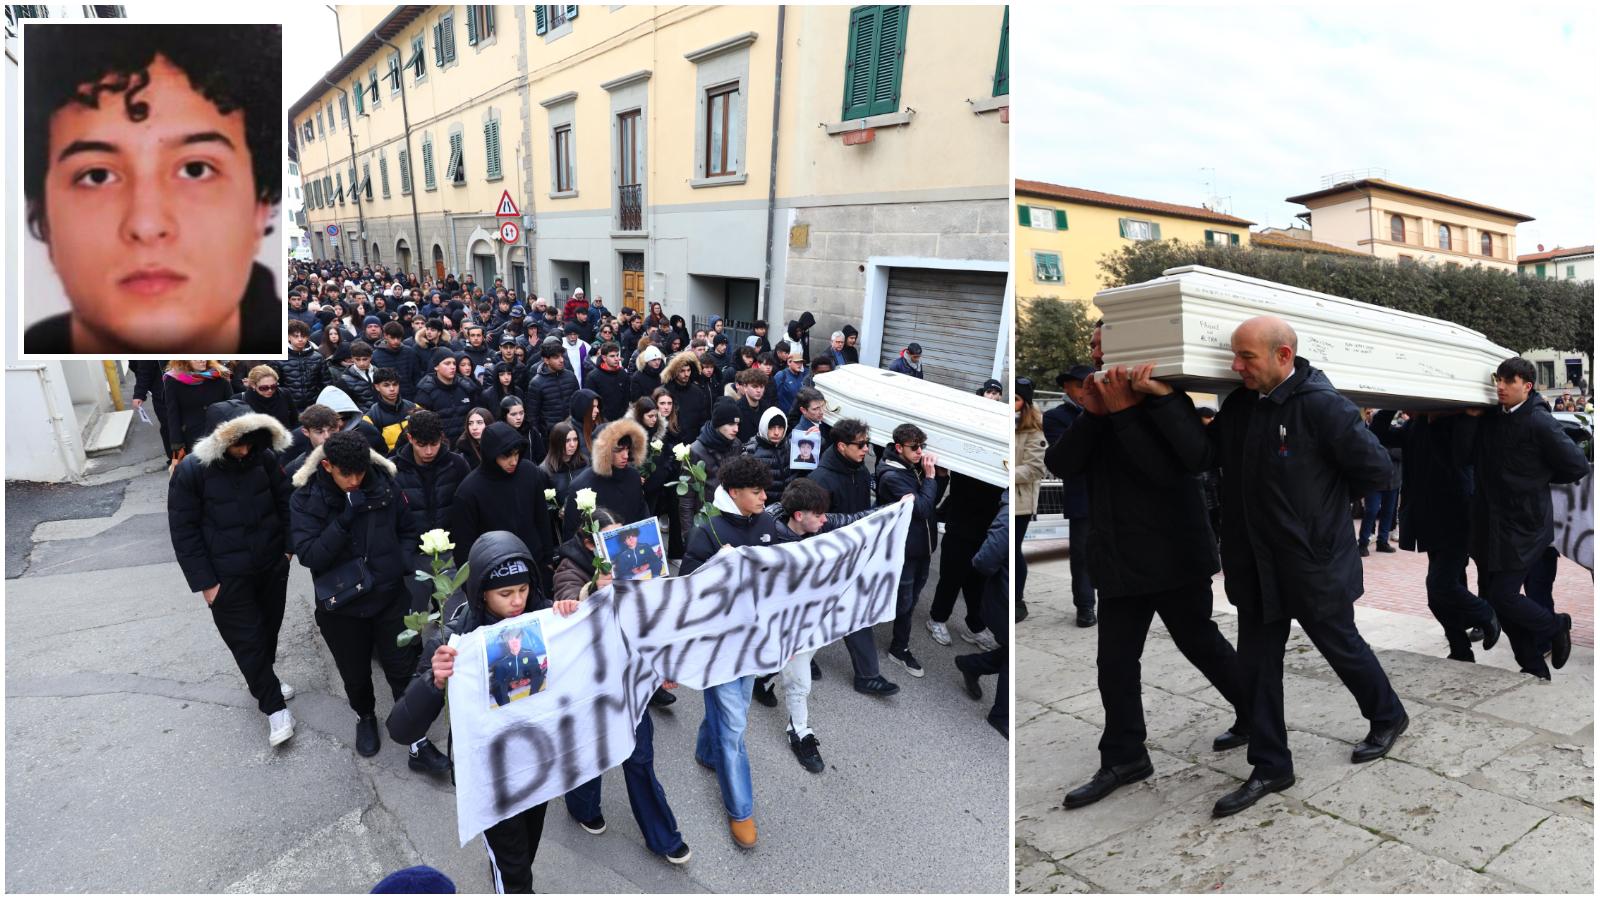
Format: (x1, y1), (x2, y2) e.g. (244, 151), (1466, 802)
(845, 440), (871, 449)
(901, 443), (924, 451)
(256, 384), (277, 393)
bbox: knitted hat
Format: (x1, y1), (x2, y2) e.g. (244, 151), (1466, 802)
(1015, 377), (1036, 406)
(482, 557), (533, 592)
(712, 397), (740, 429)
(372, 866), (456, 894)
(363, 315), (382, 327)
(431, 348), (457, 369)
(841, 324), (858, 338)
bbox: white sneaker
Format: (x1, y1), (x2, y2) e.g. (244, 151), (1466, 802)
(269, 709), (295, 746)
(926, 620), (952, 646)
(963, 628), (1000, 652)
(279, 682), (295, 701)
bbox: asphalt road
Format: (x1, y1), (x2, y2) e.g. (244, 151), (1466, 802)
(4, 459), (1009, 893)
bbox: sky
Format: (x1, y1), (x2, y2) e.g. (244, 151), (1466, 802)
(283, 6), (345, 113)
(1014, 4), (1597, 252)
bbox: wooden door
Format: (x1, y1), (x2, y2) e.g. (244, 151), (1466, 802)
(622, 270), (644, 313)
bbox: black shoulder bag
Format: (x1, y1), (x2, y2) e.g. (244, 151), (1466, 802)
(313, 509), (378, 612)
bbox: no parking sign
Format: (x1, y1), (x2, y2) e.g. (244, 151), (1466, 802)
(327, 224), (340, 237)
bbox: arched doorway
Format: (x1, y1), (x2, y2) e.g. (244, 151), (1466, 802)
(432, 244), (446, 282)
(371, 242), (382, 265)
(396, 238), (412, 278)
(469, 238), (497, 288)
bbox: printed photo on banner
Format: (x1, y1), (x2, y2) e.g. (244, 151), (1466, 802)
(599, 518), (666, 581)
(790, 424), (821, 471)
(484, 620), (548, 710)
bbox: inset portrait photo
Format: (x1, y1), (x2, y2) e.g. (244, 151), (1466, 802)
(484, 620), (549, 710)
(599, 518), (667, 581)
(790, 425), (821, 471)
(18, 22), (285, 357)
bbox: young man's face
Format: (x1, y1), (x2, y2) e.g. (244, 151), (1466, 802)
(757, 362), (775, 376)
(41, 55), (270, 350)
(303, 424), (333, 448)
(624, 534), (639, 549)
(486, 585), (529, 619)
(496, 450), (520, 475)
(410, 435), (442, 464)
(895, 437), (924, 467)
(353, 354), (371, 371)
(324, 462), (366, 493)
(612, 443), (631, 469)
(791, 509), (826, 535)
(767, 423), (786, 443)
(717, 420), (740, 440)
(674, 365), (690, 384)
(743, 383), (766, 402)
(837, 435), (869, 464)
(288, 331), (309, 350)
(386, 333), (404, 349)
(1494, 374), (1534, 407)
(376, 379), (399, 402)
(435, 359), (456, 381)
(545, 353), (565, 372)
(605, 350), (622, 369)
(788, 357), (804, 374)
(728, 485), (767, 516)
(802, 399), (827, 423)
(365, 324), (382, 341)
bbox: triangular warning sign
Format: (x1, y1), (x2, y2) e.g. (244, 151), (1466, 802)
(495, 190), (519, 217)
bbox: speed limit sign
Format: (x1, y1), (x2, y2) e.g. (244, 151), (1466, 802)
(499, 220), (520, 243)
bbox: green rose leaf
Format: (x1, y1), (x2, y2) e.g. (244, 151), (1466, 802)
(396, 628), (419, 647)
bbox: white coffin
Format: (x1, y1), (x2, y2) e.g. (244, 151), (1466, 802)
(1096, 265), (1513, 409)
(811, 365), (1010, 487)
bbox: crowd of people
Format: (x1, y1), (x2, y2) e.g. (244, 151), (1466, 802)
(160, 258), (1009, 892)
(1014, 317), (1589, 819)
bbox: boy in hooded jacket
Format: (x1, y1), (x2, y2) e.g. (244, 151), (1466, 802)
(451, 422), (558, 598)
(874, 424), (944, 678)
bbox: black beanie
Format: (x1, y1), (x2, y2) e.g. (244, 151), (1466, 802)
(712, 397), (740, 429)
(482, 556), (533, 592)
(431, 348), (457, 369)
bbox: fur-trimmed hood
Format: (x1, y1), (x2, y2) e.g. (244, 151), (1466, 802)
(661, 350), (700, 385)
(290, 441), (399, 488)
(592, 419), (647, 476)
(191, 411), (293, 466)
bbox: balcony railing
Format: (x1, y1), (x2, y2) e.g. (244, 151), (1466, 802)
(618, 183), (642, 232)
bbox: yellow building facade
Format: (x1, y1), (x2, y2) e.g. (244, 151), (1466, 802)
(1284, 178), (1532, 273)
(291, 5), (1010, 388)
(1014, 180), (1254, 316)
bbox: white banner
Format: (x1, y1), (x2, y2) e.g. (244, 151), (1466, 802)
(1551, 467), (1594, 572)
(447, 500), (913, 845)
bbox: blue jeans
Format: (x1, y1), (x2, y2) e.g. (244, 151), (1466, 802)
(563, 711), (683, 855)
(695, 676), (755, 820)
(1358, 490), (1398, 546)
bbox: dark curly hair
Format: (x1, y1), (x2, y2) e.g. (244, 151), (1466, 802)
(23, 23), (282, 240)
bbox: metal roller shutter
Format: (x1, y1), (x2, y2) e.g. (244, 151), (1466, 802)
(879, 267), (1005, 393)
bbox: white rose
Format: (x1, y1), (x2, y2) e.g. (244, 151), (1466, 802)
(418, 528), (455, 555)
(673, 443), (692, 462)
(651, 439), (664, 453)
(544, 488), (557, 502)
(575, 488), (598, 512)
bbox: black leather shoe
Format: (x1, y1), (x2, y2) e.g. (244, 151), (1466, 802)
(1351, 712), (1409, 763)
(408, 739), (452, 774)
(1375, 542), (1396, 553)
(355, 715), (380, 757)
(1212, 774), (1295, 818)
(960, 666), (983, 701)
(1480, 616), (1501, 652)
(1358, 543), (1370, 557)
(1551, 614), (1573, 670)
(1063, 757), (1154, 810)
(1076, 610), (1097, 628)
(811, 659), (822, 680)
(1212, 726), (1250, 752)
(752, 677), (778, 707)
(1446, 651), (1476, 663)
(1466, 627), (1485, 644)
(649, 687), (677, 708)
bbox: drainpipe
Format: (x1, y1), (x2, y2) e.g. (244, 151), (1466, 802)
(759, 5), (786, 321)
(380, 36), (427, 288)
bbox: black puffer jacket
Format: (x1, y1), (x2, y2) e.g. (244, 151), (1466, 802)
(338, 365), (381, 411)
(585, 361), (631, 423)
(807, 445), (874, 515)
(274, 345), (330, 412)
(1047, 392), (1220, 599)
(414, 372), (479, 443)
(371, 342), (421, 400)
(682, 487), (783, 575)
(1144, 358), (1393, 624)
(235, 387), (297, 433)
(679, 420), (745, 539)
(563, 420), (652, 540)
(391, 441), (471, 533)
(1454, 393), (1590, 572)
(168, 409), (295, 591)
(386, 531), (548, 748)
(526, 360), (581, 433)
(663, 352), (715, 440)
(289, 443), (423, 617)
(450, 423), (557, 596)
(743, 407), (792, 496)
(874, 454), (943, 560)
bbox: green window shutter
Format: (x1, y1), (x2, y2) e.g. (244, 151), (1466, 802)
(1150, 222), (1162, 240)
(434, 22), (444, 66)
(423, 139), (435, 190)
(1017, 204), (1029, 226)
(485, 5), (495, 36)
(1054, 209), (1068, 231)
(868, 6), (908, 117)
(1567, 265), (1576, 279)
(1204, 229), (1215, 243)
(535, 5), (547, 34)
(566, 5), (578, 20)
(379, 155), (390, 198)
(467, 7), (478, 44)
(398, 149), (411, 194)
(443, 14), (456, 62)
(1118, 217), (1130, 239)
(1536, 263), (1546, 278)
(842, 6), (878, 119)
(485, 120), (501, 179)
(993, 7), (1008, 97)
(353, 80), (364, 114)
(1230, 233), (1240, 246)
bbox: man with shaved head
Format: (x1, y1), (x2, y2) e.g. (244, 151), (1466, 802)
(1131, 315), (1407, 818)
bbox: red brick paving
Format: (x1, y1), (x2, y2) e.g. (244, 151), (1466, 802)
(1024, 533), (1594, 648)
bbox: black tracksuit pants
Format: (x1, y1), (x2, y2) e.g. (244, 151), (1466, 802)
(930, 530), (988, 633)
(483, 801), (549, 893)
(1237, 603), (1406, 780)
(210, 557), (291, 716)
(1096, 582), (1246, 768)
(1480, 565), (1562, 678)
(1424, 548), (1495, 659)
(956, 569), (1010, 733)
(313, 588), (418, 717)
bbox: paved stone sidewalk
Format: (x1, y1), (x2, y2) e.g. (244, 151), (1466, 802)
(1016, 546), (1594, 894)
